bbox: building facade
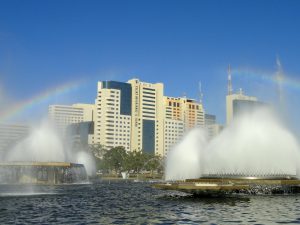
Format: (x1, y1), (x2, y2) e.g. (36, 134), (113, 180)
(226, 89), (257, 125)
(94, 81), (132, 152)
(128, 79), (164, 155)
(162, 96), (205, 156)
(48, 104), (95, 136)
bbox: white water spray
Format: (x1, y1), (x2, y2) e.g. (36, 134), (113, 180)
(165, 108), (300, 181)
(165, 128), (207, 180)
(4, 120), (96, 176)
(5, 121), (65, 162)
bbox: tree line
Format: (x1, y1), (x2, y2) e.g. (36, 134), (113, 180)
(89, 145), (164, 176)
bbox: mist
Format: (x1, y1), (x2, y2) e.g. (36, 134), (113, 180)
(165, 107), (300, 180)
(165, 128), (207, 180)
(3, 119), (96, 176)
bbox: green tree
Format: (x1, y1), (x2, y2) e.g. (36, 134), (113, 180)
(88, 144), (107, 159)
(143, 154), (163, 175)
(102, 146), (127, 174)
(123, 151), (145, 173)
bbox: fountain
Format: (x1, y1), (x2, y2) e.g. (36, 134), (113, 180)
(154, 108), (300, 195)
(0, 120), (94, 185)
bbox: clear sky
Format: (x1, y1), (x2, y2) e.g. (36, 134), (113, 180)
(1, 0), (300, 132)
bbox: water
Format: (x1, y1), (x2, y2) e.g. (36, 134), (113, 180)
(1, 181), (300, 224)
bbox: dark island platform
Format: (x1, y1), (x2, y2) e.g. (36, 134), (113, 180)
(153, 175), (300, 195)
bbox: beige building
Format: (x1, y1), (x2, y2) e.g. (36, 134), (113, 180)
(92, 78), (205, 156)
(163, 96), (205, 156)
(72, 103), (95, 122)
(94, 81), (132, 151)
(48, 104), (95, 136)
(128, 79), (164, 155)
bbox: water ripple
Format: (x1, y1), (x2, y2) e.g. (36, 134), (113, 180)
(0, 181), (300, 224)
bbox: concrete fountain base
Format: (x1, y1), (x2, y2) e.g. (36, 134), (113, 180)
(153, 176), (300, 195)
(0, 162), (88, 185)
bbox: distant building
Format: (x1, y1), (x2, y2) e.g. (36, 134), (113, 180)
(205, 114), (216, 139)
(226, 65), (258, 124)
(48, 104), (95, 136)
(232, 98), (266, 117)
(163, 96), (204, 156)
(207, 124), (224, 139)
(46, 78), (208, 157)
(72, 103), (95, 122)
(226, 90), (258, 124)
(66, 121), (94, 147)
(205, 114), (216, 126)
(0, 123), (30, 157)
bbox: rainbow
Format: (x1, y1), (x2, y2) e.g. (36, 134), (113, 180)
(0, 79), (86, 123)
(232, 68), (300, 90)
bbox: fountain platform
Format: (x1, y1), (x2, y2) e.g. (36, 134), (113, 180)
(153, 176), (300, 195)
(0, 162), (88, 185)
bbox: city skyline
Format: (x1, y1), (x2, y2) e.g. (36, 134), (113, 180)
(1, 0), (300, 134)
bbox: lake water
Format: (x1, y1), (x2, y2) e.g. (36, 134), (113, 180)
(1, 180), (300, 224)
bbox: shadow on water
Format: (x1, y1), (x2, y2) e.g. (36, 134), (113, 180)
(157, 192), (250, 206)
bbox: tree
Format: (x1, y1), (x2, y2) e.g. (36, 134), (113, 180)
(143, 154), (163, 175)
(102, 146), (127, 174)
(123, 151), (145, 173)
(89, 144), (107, 159)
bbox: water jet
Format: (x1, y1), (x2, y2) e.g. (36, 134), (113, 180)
(156, 108), (300, 196)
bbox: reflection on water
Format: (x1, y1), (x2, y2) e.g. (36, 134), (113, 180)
(0, 181), (300, 224)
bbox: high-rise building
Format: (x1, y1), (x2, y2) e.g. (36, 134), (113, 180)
(226, 89), (258, 124)
(226, 65), (258, 124)
(0, 123), (30, 157)
(162, 96), (205, 156)
(94, 81), (132, 151)
(93, 78), (205, 156)
(128, 79), (164, 155)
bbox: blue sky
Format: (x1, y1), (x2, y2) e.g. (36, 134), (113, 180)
(1, 0), (300, 132)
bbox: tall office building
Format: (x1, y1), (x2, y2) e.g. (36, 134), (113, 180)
(163, 96), (205, 156)
(163, 97), (184, 156)
(128, 79), (164, 155)
(182, 97), (205, 130)
(94, 81), (132, 151)
(93, 78), (205, 156)
(226, 65), (258, 124)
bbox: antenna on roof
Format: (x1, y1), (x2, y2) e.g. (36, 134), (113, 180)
(199, 81), (203, 103)
(227, 64), (233, 95)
